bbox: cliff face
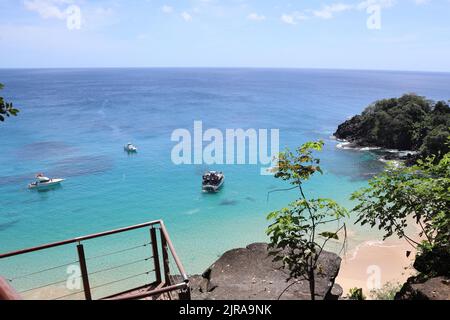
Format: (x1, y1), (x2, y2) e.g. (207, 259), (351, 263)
(189, 243), (343, 300)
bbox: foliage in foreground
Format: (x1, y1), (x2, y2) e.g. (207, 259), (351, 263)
(267, 141), (348, 300)
(370, 282), (403, 300)
(346, 287), (366, 300)
(0, 83), (20, 122)
(352, 142), (450, 276)
(347, 283), (402, 300)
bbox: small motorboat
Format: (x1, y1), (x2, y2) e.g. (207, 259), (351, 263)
(28, 174), (65, 190)
(202, 171), (225, 193)
(124, 143), (138, 153)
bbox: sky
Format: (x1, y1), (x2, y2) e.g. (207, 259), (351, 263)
(0, 0), (449, 71)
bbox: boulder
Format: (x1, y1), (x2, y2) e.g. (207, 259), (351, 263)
(413, 246), (450, 277)
(189, 243), (342, 300)
(395, 276), (450, 300)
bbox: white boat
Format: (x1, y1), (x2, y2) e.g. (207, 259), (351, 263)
(28, 174), (65, 190)
(202, 171), (225, 193)
(124, 143), (138, 152)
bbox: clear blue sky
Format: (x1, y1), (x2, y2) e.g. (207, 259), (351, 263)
(0, 0), (449, 71)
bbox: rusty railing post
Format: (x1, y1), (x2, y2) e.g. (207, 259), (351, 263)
(77, 243), (92, 300)
(150, 227), (162, 284)
(159, 229), (171, 285)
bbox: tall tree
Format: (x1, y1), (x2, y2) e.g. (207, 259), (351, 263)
(266, 141), (348, 300)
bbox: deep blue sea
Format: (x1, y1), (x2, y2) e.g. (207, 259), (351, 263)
(1, 68), (450, 298)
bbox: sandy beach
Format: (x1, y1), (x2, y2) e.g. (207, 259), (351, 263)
(337, 236), (417, 299)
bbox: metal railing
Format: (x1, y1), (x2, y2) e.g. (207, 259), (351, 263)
(0, 220), (190, 300)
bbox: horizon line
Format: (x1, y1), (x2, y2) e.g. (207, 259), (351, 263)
(1, 66), (450, 74)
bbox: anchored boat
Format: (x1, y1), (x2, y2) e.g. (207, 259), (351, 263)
(202, 171), (225, 193)
(124, 143), (138, 153)
(28, 174), (65, 190)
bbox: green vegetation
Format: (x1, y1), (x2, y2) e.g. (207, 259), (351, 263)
(352, 138), (450, 277)
(346, 283), (402, 300)
(264, 96), (450, 300)
(370, 282), (403, 300)
(334, 94), (450, 159)
(347, 287), (366, 300)
(0, 83), (19, 122)
(266, 141), (348, 300)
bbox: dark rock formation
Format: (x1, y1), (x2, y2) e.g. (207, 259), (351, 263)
(413, 246), (450, 277)
(396, 242), (450, 300)
(189, 243), (342, 300)
(395, 276), (450, 300)
(334, 116), (422, 164)
(334, 115), (364, 144)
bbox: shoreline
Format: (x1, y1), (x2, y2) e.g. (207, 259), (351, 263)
(333, 137), (420, 165)
(337, 236), (417, 299)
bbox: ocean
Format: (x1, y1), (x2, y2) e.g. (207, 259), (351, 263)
(1, 68), (450, 298)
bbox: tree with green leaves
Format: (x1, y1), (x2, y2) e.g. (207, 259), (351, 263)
(352, 139), (450, 276)
(266, 141), (348, 300)
(334, 94), (450, 160)
(0, 83), (19, 122)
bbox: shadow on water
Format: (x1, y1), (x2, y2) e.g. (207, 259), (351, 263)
(16, 141), (77, 161)
(124, 150), (138, 157)
(0, 219), (20, 232)
(51, 155), (114, 178)
(219, 199), (239, 206)
(30, 184), (64, 194)
(0, 155), (114, 188)
(0, 174), (33, 187)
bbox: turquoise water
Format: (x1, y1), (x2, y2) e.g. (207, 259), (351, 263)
(1, 68), (450, 297)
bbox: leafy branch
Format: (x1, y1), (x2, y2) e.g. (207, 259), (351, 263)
(0, 83), (20, 122)
(266, 141), (349, 300)
(352, 141), (450, 277)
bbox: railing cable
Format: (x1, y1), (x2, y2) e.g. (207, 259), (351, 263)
(89, 257), (153, 276)
(6, 260), (80, 282)
(86, 242), (151, 261)
(90, 270), (154, 291)
(18, 275), (81, 294)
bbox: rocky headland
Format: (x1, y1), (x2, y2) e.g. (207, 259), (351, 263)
(334, 94), (450, 163)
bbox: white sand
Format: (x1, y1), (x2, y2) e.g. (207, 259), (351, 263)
(337, 237), (417, 299)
